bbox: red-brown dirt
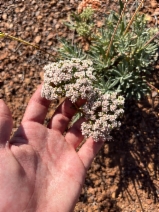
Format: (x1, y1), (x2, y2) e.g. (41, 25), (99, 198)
(1, 0), (159, 211)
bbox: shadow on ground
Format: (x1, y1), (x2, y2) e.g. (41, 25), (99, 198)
(98, 96), (159, 211)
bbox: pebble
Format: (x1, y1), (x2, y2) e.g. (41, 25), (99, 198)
(87, 187), (96, 195)
(90, 173), (98, 180)
(15, 7), (20, 13)
(0, 51), (8, 60)
(20, 6), (26, 13)
(93, 164), (100, 171)
(87, 196), (94, 203)
(24, 78), (31, 84)
(2, 13), (7, 20)
(55, 23), (60, 29)
(94, 180), (101, 186)
(8, 41), (17, 51)
(151, 0), (158, 8)
(47, 32), (55, 40)
(146, 199), (153, 205)
(96, 21), (103, 27)
(37, 15), (43, 20)
(34, 35), (41, 44)
(50, 0), (57, 6)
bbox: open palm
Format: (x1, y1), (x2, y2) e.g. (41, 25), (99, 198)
(0, 85), (104, 212)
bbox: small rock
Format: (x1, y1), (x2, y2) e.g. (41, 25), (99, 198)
(62, 6), (71, 11)
(155, 8), (159, 12)
(87, 187), (95, 195)
(96, 21), (103, 27)
(37, 15), (43, 20)
(34, 35), (41, 44)
(5, 22), (10, 29)
(47, 41), (53, 46)
(0, 51), (8, 60)
(70, 0), (74, 4)
(15, 7), (20, 13)
(9, 23), (13, 29)
(9, 55), (17, 60)
(90, 173), (98, 180)
(34, 28), (39, 33)
(148, 162), (154, 172)
(151, 0), (158, 8)
(152, 90), (158, 97)
(50, 0), (57, 6)
(94, 179), (101, 186)
(25, 27), (31, 31)
(146, 199), (152, 205)
(83, 42), (89, 51)
(87, 196), (94, 203)
(47, 32), (55, 40)
(108, 169), (116, 177)
(8, 41), (17, 51)
(24, 78), (31, 85)
(92, 205), (98, 210)
(112, 190), (117, 199)
(20, 6), (26, 13)
(93, 164), (100, 171)
(55, 23), (60, 29)
(96, 193), (104, 202)
(2, 13), (7, 20)
(0, 63), (4, 70)
(39, 71), (44, 80)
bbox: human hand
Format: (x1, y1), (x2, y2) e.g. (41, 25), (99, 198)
(0, 85), (104, 212)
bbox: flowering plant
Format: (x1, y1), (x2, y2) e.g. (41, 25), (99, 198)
(0, 0), (158, 142)
(42, 58), (125, 142)
(41, 0), (158, 141)
(59, 0), (158, 99)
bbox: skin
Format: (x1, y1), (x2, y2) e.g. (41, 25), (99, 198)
(0, 85), (104, 212)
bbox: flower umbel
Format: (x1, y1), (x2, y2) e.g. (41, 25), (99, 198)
(41, 58), (96, 102)
(81, 93), (124, 142)
(42, 59), (125, 142)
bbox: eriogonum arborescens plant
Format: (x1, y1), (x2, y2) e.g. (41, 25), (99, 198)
(41, 58), (125, 142)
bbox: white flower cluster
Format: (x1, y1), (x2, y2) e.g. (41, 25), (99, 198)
(81, 93), (124, 142)
(41, 58), (96, 102)
(41, 58), (125, 142)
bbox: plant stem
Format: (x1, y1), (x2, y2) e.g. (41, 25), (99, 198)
(142, 31), (159, 49)
(0, 32), (56, 59)
(146, 81), (159, 92)
(106, 0), (128, 57)
(124, 0), (144, 35)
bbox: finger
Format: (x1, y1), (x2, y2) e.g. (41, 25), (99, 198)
(48, 98), (86, 134)
(22, 84), (51, 124)
(78, 138), (104, 170)
(0, 100), (12, 146)
(65, 117), (85, 149)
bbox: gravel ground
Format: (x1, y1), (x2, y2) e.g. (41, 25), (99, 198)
(1, 0), (159, 211)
